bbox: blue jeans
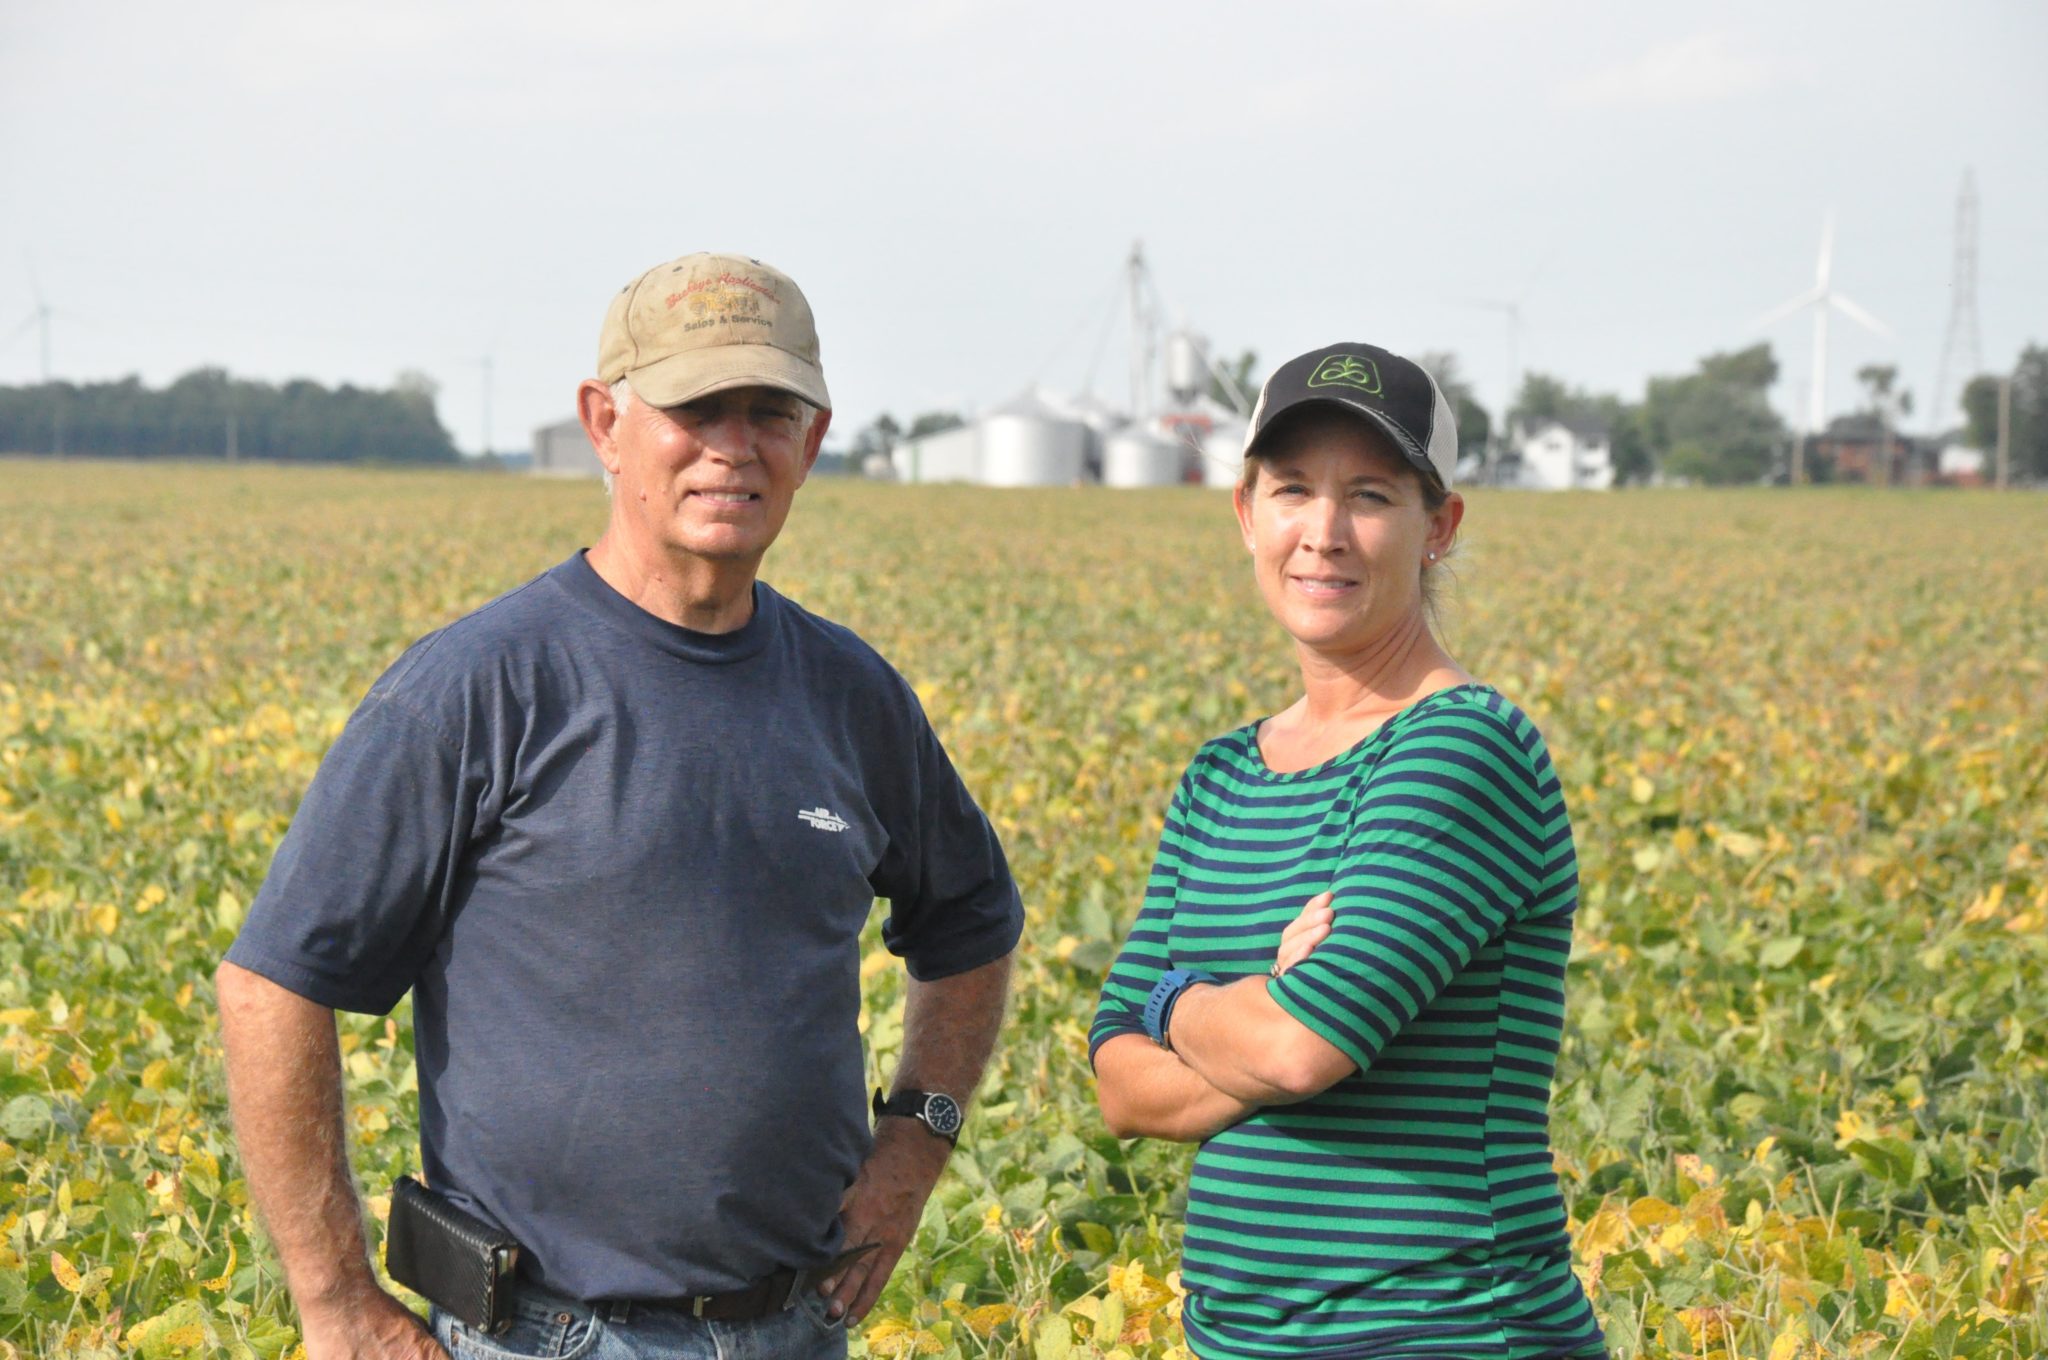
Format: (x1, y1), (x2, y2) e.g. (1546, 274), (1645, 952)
(430, 1278), (849, 1360)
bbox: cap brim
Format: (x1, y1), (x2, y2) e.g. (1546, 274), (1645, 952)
(1245, 396), (1443, 490)
(625, 344), (830, 410)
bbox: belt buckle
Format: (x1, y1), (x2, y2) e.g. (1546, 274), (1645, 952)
(691, 1295), (708, 1319)
(783, 1272), (805, 1311)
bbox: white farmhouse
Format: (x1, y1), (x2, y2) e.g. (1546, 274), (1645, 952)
(1510, 416), (1614, 491)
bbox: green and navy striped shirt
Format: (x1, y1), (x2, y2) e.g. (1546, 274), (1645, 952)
(1091, 685), (1605, 1360)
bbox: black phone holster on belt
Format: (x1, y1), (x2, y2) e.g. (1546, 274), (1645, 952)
(385, 1176), (523, 1335)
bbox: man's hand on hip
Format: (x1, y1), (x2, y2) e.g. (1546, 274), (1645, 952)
(300, 1284), (448, 1360)
(819, 1116), (952, 1325)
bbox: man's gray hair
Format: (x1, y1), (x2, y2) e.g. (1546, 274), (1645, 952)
(603, 379), (633, 495)
(600, 378), (818, 497)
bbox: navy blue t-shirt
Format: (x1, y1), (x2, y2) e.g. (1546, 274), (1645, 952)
(226, 552), (1023, 1302)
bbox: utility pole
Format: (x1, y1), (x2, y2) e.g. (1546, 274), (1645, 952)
(1874, 398), (1890, 489)
(1463, 299), (1521, 484)
(1127, 242), (1150, 422)
(1995, 376), (2012, 490)
(481, 355), (494, 458)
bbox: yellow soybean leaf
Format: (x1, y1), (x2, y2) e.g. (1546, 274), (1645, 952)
(1097, 1291), (1125, 1345)
(201, 1240), (237, 1291)
(1719, 830), (1763, 860)
(865, 1319), (943, 1357)
(1963, 884), (2005, 923)
(50, 1248), (82, 1291)
(1627, 1196), (1680, 1228)
(126, 1298), (213, 1355)
(1576, 1205), (1628, 1258)
(962, 1303), (1015, 1337)
(163, 1324), (208, 1352)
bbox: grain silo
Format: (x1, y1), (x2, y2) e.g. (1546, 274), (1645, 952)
(1165, 331), (1209, 404)
(1102, 427), (1185, 487)
(1201, 420), (1248, 488)
(980, 392), (1087, 487)
(893, 423), (980, 483)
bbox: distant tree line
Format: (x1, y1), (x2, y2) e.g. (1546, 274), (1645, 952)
(0, 368), (460, 463)
(1490, 340), (2048, 486)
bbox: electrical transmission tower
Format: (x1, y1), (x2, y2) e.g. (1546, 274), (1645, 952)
(1932, 169), (1982, 430)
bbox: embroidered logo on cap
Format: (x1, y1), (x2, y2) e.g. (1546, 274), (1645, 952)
(1307, 355), (1383, 395)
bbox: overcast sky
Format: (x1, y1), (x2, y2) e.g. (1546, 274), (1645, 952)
(3, 0), (2043, 454)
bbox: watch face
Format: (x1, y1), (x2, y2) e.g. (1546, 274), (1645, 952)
(923, 1093), (963, 1136)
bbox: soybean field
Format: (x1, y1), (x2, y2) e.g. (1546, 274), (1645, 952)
(2, 461), (2045, 1359)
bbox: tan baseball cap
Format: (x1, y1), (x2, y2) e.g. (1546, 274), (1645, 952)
(596, 252), (829, 410)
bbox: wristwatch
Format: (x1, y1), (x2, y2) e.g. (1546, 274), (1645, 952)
(1143, 968), (1218, 1051)
(873, 1088), (964, 1145)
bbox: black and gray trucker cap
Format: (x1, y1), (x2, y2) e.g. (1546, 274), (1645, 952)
(1243, 343), (1460, 491)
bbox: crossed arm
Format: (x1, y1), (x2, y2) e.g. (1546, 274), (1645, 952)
(1092, 894), (1353, 1141)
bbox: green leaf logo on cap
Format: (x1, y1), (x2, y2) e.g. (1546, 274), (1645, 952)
(1307, 355), (1382, 395)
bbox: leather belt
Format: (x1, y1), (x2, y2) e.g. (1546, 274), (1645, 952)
(600, 1244), (879, 1324)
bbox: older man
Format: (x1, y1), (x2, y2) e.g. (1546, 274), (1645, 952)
(216, 252), (1021, 1360)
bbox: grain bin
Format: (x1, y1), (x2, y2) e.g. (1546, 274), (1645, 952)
(981, 392), (1087, 487)
(1102, 427), (1186, 487)
(1166, 331), (1209, 404)
(893, 423), (980, 483)
(1201, 420), (1248, 488)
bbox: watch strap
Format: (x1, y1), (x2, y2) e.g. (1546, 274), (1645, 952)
(873, 1087), (963, 1144)
(1143, 968), (1218, 1049)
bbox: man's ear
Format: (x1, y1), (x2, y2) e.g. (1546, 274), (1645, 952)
(577, 379), (624, 480)
(796, 407), (832, 486)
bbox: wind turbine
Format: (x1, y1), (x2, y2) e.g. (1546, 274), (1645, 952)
(1754, 212), (1891, 481)
(9, 257), (53, 381)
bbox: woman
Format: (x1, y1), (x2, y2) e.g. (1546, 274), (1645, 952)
(1091, 343), (1606, 1359)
